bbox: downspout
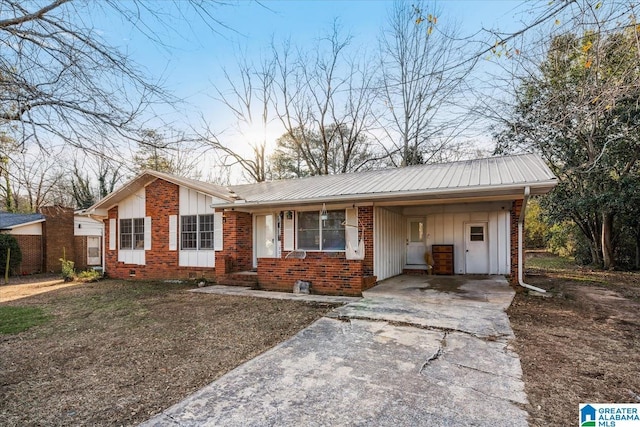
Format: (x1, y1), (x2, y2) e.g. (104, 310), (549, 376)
(101, 220), (106, 277)
(518, 186), (546, 293)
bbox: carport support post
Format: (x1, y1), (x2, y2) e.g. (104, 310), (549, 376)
(518, 186), (546, 293)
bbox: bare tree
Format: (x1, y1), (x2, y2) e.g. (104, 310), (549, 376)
(0, 0), (231, 155)
(272, 23), (381, 176)
(377, 0), (475, 166)
(198, 56), (275, 182)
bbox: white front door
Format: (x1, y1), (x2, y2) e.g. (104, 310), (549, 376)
(255, 214), (275, 267)
(465, 222), (489, 274)
(406, 218), (426, 265)
(87, 236), (101, 266)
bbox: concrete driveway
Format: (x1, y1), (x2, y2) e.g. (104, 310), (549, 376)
(142, 275), (528, 427)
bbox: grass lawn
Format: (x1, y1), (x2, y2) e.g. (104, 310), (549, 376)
(0, 279), (334, 426)
(509, 252), (640, 426)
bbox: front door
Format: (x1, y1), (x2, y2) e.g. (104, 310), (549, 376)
(465, 222), (489, 274)
(87, 236), (101, 266)
(255, 214), (275, 267)
(406, 218), (426, 265)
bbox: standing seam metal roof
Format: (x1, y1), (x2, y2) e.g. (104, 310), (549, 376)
(227, 153), (556, 203)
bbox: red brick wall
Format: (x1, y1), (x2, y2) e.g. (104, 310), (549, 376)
(40, 206), (75, 273)
(217, 211), (252, 274)
(258, 252), (365, 296)
(255, 206), (377, 296)
(359, 206), (374, 276)
(510, 199), (524, 283)
(104, 179), (217, 281)
(13, 235), (42, 274)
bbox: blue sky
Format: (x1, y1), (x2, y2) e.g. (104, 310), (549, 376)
(101, 1), (525, 123)
(91, 0), (530, 180)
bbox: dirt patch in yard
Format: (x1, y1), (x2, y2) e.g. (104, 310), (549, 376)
(0, 280), (334, 426)
(508, 254), (640, 426)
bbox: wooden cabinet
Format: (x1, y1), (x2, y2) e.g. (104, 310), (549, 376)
(431, 245), (454, 275)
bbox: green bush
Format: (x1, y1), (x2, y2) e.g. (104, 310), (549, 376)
(0, 234), (22, 276)
(60, 257), (75, 282)
(77, 269), (102, 282)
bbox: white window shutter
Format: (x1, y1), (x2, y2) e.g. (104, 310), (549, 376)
(283, 212), (294, 251)
(109, 218), (116, 250)
(168, 215), (177, 251)
(345, 208), (360, 259)
(214, 212), (223, 251)
(144, 216), (152, 250)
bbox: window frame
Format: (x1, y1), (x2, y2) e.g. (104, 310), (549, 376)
(119, 217), (145, 250)
(296, 209), (346, 252)
(180, 214), (215, 251)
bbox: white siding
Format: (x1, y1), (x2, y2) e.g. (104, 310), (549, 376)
(118, 188), (146, 265)
(374, 207), (405, 280)
(74, 216), (103, 236)
(421, 207), (510, 275)
(179, 186), (215, 267)
(7, 223), (42, 235)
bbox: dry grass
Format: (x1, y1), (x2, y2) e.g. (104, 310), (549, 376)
(0, 279), (334, 426)
(508, 253), (640, 426)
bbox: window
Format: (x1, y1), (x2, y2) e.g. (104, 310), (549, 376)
(181, 214), (214, 250)
(470, 226), (485, 242)
(120, 218), (145, 250)
(297, 210), (346, 251)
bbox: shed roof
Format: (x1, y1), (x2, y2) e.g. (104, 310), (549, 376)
(0, 212), (45, 230)
(222, 153), (557, 207)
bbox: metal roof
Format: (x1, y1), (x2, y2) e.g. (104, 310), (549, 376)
(0, 212), (45, 230)
(224, 153), (557, 207)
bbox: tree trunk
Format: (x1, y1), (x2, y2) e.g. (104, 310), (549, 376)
(601, 211), (615, 269)
(635, 227), (640, 270)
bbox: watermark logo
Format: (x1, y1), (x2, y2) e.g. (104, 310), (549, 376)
(580, 404), (640, 427)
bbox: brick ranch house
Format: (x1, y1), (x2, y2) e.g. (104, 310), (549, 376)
(85, 154), (557, 296)
(0, 207), (103, 274)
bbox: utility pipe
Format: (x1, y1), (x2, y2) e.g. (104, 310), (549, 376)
(518, 186), (547, 293)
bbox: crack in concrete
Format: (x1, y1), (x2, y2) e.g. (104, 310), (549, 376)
(451, 362), (522, 381)
(329, 313), (511, 342)
(419, 332), (448, 374)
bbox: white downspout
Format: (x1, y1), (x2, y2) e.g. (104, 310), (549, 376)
(518, 186), (546, 293)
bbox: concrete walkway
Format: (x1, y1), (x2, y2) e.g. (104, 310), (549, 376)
(190, 285), (360, 304)
(142, 275), (529, 427)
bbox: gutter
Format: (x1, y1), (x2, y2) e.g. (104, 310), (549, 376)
(518, 186), (546, 293)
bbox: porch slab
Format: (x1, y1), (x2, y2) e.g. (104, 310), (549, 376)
(190, 285), (361, 304)
(328, 275), (516, 339)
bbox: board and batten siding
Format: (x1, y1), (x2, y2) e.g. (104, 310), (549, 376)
(404, 202), (510, 275)
(118, 188), (145, 265)
(374, 207), (406, 281)
(178, 186), (215, 267)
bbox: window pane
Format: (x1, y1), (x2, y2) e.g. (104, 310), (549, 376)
(199, 214), (214, 249)
(133, 218), (145, 249)
(470, 226), (484, 242)
(322, 210), (345, 250)
(298, 211), (319, 250)
(410, 221), (424, 242)
(181, 215), (197, 249)
(119, 219), (132, 250)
